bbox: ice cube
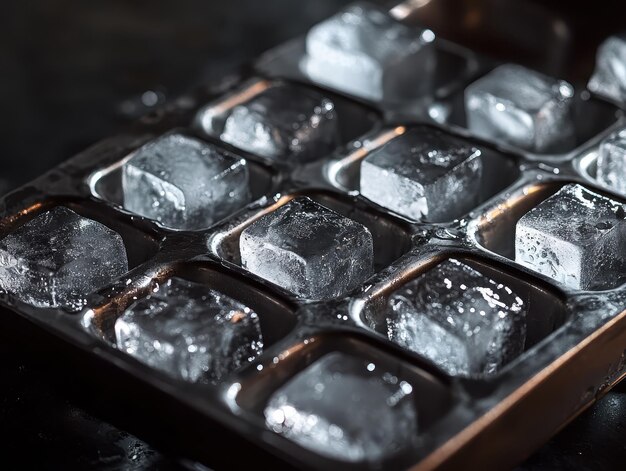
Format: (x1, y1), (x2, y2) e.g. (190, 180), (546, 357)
(264, 352), (418, 462)
(465, 64), (575, 152)
(115, 277), (263, 383)
(597, 129), (626, 195)
(385, 259), (526, 376)
(122, 133), (250, 230)
(0, 207), (128, 310)
(302, 2), (435, 101)
(239, 197), (373, 299)
(360, 128), (482, 221)
(588, 34), (626, 104)
(217, 85), (339, 163)
(515, 184), (626, 290)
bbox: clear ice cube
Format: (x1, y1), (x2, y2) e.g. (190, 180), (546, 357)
(115, 277), (263, 383)
(264, 352), (418, 462)
(516, 184), (626, 290)
(0, 207), (128, 310)
(239, 197), (373, 299)
(360, 128), (483, 221)
(122, 133), (250, 230)
(385, 259), (526, 376)
(218, 85), (339, 163)
(588, 34), (626, 104)
(597, 129), (626, 195)
(465, 64), (575, 152)
(302, 2), (435, 101)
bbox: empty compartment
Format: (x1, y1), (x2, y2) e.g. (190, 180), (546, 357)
(236, 333), (455, 468)
(474, 181), (626, 290)
(86, 261), (297, 384)
(194, 79), (380, 164)
(89, 130), (276, 231)
(329, 125), (521, 222)
(359, 255), (568, 378)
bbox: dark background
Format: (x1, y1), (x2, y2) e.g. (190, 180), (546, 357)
(1, 0), (626, 469)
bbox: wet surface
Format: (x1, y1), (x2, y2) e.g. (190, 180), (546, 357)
(1, 1), (626, 469)
(0, 314), (182, 470)
(519, 381), (626, 470)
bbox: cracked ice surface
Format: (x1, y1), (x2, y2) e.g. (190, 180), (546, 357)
(0, 207), (128, 310)
(122, 133), (250, 230)
(360, 127), (482, 221)
(385, 259), (526, 376)
(240, 197), (373, 299)
(115, 277), (263, 383)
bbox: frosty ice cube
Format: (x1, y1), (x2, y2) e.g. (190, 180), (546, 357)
(302, 2), (435, 101)
(122, 133), (250, 230)
(239, 197), (373, 299)
(588, 34), (626, 104)
(115, 277), (263, 383)
(465, 64), (575, 152)
(385, 259), (526, 376)
(515, 184), (626, 290)
(217, 85), (339, 163)
(264, 352), (418, 462)
(0, 207), (128, 310)
(360, 128), (482, 221)
(597, 129), (626, 195)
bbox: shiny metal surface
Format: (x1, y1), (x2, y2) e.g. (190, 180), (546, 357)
(1, 1), (626, 469)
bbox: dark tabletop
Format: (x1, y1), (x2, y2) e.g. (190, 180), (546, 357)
(1, 1), (626, 469)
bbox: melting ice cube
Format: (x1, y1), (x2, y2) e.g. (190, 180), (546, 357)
(516, 184), (626, 290)
(302, 2), (435, 101)
(0, 207), (128, 310)
(115, 277), (263, 383)
(122, 133), (250, 230)
(360, 127), (482, 221)
(239, 197), (373, 299)
(465, 64), (575, 152)
(384, 259), (526, 376)
(597, 128), (626, 195)
(588, 34), (626, 104)
(216, 85), (339, 163)
(264, 352), (418, 462)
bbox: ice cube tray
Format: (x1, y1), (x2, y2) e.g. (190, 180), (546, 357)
(2, 1), (626, 469)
